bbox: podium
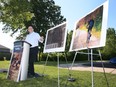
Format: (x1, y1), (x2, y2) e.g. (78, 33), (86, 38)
(7, 41), (31, 82)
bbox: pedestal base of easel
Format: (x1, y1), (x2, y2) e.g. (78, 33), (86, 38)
(68, 77), (76, 82)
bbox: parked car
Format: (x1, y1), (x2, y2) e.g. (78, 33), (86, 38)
(110, 57), (116, 64)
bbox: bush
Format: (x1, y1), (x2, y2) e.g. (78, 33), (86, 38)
(38, 51), (89, 62)
(0, 52), (11, 60)
(100, 28), (116, 60)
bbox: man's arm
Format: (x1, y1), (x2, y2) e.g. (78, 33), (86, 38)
(37, 33), (44, 43)
(39, 36), (44, 43)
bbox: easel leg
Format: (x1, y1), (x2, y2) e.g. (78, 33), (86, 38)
(90, 49), (94, 87)
(65, 52), (77, 82)
(64, 53), (69, 87)
(64, 52), (76, 87)
(64, 53), (70, 76)
(57, 53), (60, 87)
(98, 50), (109, 87)
(88, 49), (90, 61)
(42, 53), (49, 76)
(70, 52), (78, 70)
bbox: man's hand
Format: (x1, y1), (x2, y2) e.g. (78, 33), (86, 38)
(40, 36), (44, 43)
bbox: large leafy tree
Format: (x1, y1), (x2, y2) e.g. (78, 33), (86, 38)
(0, 0), (66, 39)
(0, 0), (33, 34)
(0, 0), (66, 53)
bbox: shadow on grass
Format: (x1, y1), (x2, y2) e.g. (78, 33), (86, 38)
(83, 62), (116, 68)
(0, 73), (91, 87)
(34, 61), (57, 66)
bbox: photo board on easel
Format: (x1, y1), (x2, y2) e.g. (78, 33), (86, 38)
(43, 22), (67, 53)
(70, 1), (109, 51)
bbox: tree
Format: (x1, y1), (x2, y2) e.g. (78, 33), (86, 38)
(0, 0), (66, 39)
(101, 28), (116, 59)
(65, 30), (73, 52)
(0, 0), (66, 53)
(0, 0), (33, 34)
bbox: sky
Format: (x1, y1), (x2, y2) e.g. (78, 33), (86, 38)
(0, 23), (15, 49)
(0, 0), (116, 49)
(54, 0), (116, 30)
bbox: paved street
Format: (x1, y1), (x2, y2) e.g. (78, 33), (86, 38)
(60, 61), (116, 74)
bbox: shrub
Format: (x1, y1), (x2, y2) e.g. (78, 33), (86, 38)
(0, 52), (11, 60)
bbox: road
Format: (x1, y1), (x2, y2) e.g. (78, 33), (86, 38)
(60, 61), (116, 74)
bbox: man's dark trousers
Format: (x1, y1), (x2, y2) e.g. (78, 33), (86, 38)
(28, 46), (38, 75)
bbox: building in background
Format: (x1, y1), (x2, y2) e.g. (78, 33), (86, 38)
(0, 44), (11, 60)
(0, 44), (11, 53)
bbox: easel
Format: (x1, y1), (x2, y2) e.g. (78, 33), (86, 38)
(68, 48), (109, 87)
(41, 48), (110, 87)
(65, 31), (110, 87)
(41, 48), (109, 87)
(41, 52), (61, 87)
(42, 52), (76, 87)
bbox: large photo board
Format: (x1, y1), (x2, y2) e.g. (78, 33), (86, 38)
(70, 1), (109, 51)
(43, 22), (67, 53)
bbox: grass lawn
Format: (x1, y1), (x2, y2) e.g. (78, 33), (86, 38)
(0, 61), (116, 87)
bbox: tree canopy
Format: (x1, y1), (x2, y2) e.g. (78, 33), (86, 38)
(101, 28), (116, 59)
(0, 0), (33, 34)
(0, 0), (66, 39)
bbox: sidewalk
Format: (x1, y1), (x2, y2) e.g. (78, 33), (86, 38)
(60, 61), (116, 74)
(0, 69), (8, 73)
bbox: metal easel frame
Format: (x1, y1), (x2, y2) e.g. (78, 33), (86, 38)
(69, 48), (109, 87)
(41, 50), (109, 87)
(42, 53), (60, 87)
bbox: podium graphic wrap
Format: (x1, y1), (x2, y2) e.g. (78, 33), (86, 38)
(7, 41), (31, 82)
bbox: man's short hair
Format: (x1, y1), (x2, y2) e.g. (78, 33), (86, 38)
(28, 25), (33, 28)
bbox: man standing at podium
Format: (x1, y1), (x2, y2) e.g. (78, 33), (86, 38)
(25, 26), (44, 77)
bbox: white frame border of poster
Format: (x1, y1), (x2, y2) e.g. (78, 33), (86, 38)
(69, 1), (109, 52)
(43, 22), (68, 53)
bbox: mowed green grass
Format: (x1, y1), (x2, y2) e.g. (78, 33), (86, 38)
(0, 61), (116, 87)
